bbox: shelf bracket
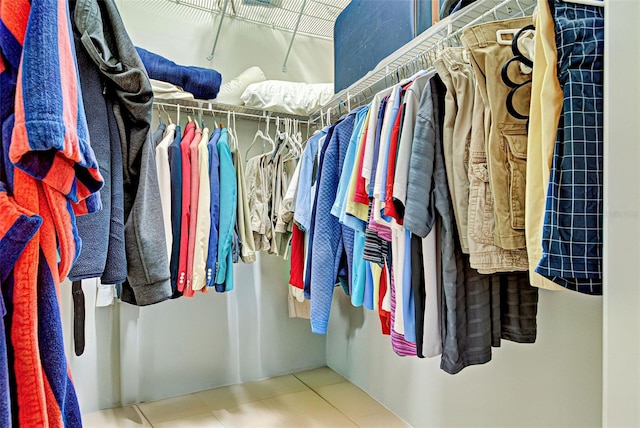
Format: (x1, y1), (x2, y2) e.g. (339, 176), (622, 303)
(282, 0), (307, 73)
(207, 0), (230, 61)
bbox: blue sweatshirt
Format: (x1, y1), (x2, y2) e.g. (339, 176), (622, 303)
(309, 112), (358, 334)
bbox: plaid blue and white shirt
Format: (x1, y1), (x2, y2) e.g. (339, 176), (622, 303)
(535, 0), (605, 295)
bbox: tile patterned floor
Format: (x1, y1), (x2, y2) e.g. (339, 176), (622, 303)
(82, 367), (408, 427)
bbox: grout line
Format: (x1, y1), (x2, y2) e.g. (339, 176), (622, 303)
(292, 370), (366, 427)
(132, 403), (155, 427)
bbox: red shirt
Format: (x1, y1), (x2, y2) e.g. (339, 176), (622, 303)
(289, 224), (305, 289)
(354, 128), (370, 205)
(384, 104), (405, 223)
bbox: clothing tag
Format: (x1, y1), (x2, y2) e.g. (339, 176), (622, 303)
(96, 283), (116, 307)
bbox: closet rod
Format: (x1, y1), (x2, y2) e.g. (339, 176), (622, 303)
(154, 101), (312, 125)
(310, 0), (536, 124)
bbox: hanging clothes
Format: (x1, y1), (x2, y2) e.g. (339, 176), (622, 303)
(309, 111), (359, 334)
(525, 0), (567, 291)
(231, 138), (257, 264)
(214, 129), (237, 292)
(205, 127), (221, 288)
(185, 128), (204, 296)
(178, 122), (196, 293)
(192, 127), (211, 292)
(168, 126), (184, 297)
(0, 0), (105, 424)
(535, 0), (604, 295)
(156, 123), (177, 259)
(74, 0), (171, 306)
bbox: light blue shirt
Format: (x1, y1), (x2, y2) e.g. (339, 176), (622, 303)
(293, 129), (327, 231)
(351, 230), (367, 307)
(332, 106), (369, 232)
(402, 228), (416, 342)
(214, 129), (237, 292)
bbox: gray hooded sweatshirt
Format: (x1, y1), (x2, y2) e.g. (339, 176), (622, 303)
(73, 0), (171, 305)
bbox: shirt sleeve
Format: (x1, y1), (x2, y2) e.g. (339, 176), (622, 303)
(9, 0), (103, 204)
(0, 183), (42, 284)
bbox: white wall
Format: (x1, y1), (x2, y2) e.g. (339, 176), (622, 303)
(327, 285), (603, 427)
(114, 0), (334, 83)
(61, 0), (333, 414)
(603, 1), (640, 426)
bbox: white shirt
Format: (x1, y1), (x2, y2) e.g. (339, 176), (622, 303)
(155, 123), (176, 257)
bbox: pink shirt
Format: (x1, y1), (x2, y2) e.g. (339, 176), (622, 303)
(185, 128), (203, 297)
(178, 122), (196, 293)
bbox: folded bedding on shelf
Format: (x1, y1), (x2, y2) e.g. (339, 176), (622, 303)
(216, 66), (267, 105)
(240, 80), (333, 116)
(136, 47), (222, 99)
(150, 79), (195, 101)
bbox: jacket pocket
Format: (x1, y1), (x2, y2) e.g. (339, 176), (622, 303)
(503, 129), (528, 230)
(467, 161), (494, 245)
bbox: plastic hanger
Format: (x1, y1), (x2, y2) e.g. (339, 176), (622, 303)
(157, 106), (164, 126)
(164, 105), (173, 125)
(227, 111), (239, 152)
(281, 119), (299, 162)
(245, 116), (275, 161)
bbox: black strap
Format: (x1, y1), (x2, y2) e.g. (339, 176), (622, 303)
(72, 280), (85, 357)
(501, 56), (525, 88)
(506, 80), (532, 121)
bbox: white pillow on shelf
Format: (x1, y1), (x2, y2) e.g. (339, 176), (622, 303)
(240, 80), (333, 116)
(215, 66), (267, 105)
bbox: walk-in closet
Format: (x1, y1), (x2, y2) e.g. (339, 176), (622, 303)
(0, 0), (637, 426)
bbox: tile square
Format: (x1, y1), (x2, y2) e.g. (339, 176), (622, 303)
(137, 393), (210, 424)
(353, 409), (409, 428)
(153, 411), (224, 428)
(244, 375), (309, 400)
(262, 390), (334, 416)
(277, 408), (359, 428)
(212, 401), (283, 428)
(193, 383), (263, 411)
(82, 405), (150, 427)
(294, 366), (346, 389)
(315, 382), (386, 420)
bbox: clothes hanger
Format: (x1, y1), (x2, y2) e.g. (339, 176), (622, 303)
(245, 116), (275, 161)
(227, 111), (239, 152)
(162, 104), (173, 125)
(500, 24), (535, 123)
(157, 105), (164, 126)
(282, 118), (299, 162)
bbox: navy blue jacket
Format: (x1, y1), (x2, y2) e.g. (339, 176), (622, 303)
(168, 126), (183, 297)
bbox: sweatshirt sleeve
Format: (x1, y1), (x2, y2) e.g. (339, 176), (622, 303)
(122, 132), (172, 306)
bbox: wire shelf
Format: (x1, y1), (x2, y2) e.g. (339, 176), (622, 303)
(154, 98), (313, 123)
(311, 0), (537, 122)
(165, 0), (349, 39)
